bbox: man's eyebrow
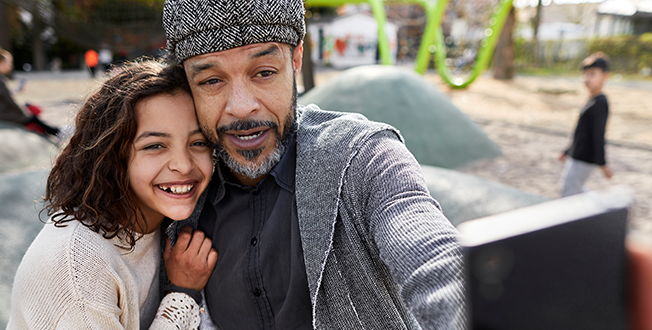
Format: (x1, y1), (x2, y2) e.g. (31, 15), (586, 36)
(135, 131), (170, 142)
(189, 129), (203, 136)
(188, 62), (216, 77)
(251, 46), (279, 59)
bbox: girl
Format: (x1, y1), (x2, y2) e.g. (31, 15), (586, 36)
(8, 61), (217, 329)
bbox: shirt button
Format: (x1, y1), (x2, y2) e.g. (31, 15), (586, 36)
(251, 237), (258, 246)
(253, 288), (262, 297)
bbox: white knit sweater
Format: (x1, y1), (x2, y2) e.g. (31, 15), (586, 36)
(8, 220), (200, 329)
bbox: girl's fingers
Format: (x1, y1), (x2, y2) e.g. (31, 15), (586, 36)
(187, 229), (206, 254)
(207, 249), (218, 268)
(198, 236), (213, 259)
(175, 226), (194, 250)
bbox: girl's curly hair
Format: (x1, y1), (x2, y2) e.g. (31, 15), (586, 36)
(44, 59), (192, 248)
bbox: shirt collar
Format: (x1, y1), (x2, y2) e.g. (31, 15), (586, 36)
(268, 133), (296, 193)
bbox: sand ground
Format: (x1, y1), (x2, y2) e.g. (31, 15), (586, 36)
(8, 68), (652, 234)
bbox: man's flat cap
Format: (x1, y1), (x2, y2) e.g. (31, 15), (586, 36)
(163, 0), (306, 63)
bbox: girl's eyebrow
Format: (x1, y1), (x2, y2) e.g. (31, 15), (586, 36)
(135, 129), (203, 142)
(135, 131), (169, 142)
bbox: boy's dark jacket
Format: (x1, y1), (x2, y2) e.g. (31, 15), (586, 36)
(565, 94), (609, 166)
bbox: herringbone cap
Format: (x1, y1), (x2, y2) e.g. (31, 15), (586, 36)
(163, 0), (306, 63)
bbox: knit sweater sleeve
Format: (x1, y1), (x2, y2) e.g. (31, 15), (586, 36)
(345, 131), (466, 329)
(8, 223), (200, 330)
(55, 294), (201, 329)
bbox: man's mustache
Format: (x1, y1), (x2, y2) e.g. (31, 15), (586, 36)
(216, 120), (279, 135)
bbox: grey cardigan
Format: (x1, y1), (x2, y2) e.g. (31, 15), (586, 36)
(167, 105), (465, 329)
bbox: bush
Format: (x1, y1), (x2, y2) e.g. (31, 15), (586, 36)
(514, 34), (652, 73)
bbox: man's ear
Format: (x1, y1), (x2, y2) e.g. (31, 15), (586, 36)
(293, 40), (304, 77)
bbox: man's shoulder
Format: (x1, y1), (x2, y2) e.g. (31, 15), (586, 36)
(297, 104), (368, 126)
(296, 104), (402, 144)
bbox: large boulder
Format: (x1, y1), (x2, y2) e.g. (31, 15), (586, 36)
(299, 65), (502, 168)
(421, 165), (547, 226)
(0, 122), (56, 174)
(0, 169), (48, 327)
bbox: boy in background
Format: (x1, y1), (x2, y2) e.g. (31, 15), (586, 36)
(559, 52), (613, 197)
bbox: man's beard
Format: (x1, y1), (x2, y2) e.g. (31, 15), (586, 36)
(208, 82), (298, 180)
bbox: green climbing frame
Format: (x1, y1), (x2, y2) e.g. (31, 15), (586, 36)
(305, 0), (514, 88)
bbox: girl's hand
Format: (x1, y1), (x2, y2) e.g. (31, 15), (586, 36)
(164, 226), (218, 291)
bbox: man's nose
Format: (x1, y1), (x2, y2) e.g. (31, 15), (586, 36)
(224, 80), (259, 120)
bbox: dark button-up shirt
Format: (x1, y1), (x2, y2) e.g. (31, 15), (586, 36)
(199, 135), (313, 330)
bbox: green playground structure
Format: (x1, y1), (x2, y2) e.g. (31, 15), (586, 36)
(305, 0), (514, 88)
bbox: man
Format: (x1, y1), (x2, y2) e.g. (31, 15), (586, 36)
(161, 0), (464, 329)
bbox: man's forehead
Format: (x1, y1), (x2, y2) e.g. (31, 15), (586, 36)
(183, 42), (291, 74)
(186, 43), (289, 63)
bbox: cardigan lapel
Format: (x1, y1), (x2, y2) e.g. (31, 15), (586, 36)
(295, 106), (350, 304)
(294, 105), (400, 305)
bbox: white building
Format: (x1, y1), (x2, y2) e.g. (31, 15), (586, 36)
(307, 13), (398, 69)
(595, 0), (652, 35)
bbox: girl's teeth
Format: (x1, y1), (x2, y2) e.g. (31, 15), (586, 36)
(236, 131), (263, 140)
(159, 185), (193, 194)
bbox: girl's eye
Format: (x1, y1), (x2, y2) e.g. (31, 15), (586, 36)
(143, 143), (163, 150)
(192, 140), (211, 148)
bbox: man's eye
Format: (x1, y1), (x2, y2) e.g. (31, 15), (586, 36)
(256, 70), (275, 78)
(201, 78), (220, 85)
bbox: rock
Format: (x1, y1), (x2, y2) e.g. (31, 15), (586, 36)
(299, 65), (502, 169)
(0, 168), (48, 326)
(0, 122), (56, 174)
(421, 165), (547, 227)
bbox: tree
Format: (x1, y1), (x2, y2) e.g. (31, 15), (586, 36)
(0, 2), (11, 51)
(301, 29), (315, 93)
(493, 6), (515, 80)
(532, 0), (543, 41)
(301, 5), (337, 94)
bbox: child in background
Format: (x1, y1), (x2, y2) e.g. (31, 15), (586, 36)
(8, 61), (217, 329)
(0, 48), (60, 136)
(559, 52), (613, 197)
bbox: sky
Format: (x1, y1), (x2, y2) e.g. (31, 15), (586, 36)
(513, 0), (605, 8)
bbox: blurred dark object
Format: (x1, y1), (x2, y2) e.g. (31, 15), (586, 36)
(459, 187), (632, 330)
(23, 103), (45, 134)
